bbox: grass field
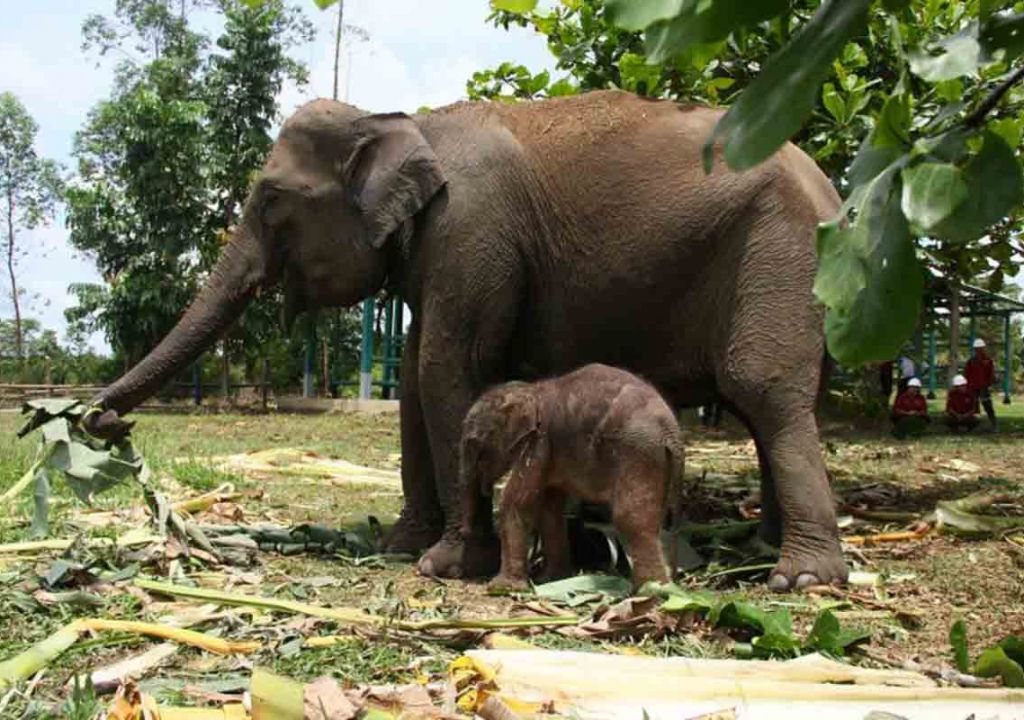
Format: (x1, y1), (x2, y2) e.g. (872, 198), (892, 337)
(1, 403), (1023, 714)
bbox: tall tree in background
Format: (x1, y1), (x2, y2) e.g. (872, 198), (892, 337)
(67, 0), (211, 365)
(66, 0), (316, 376)
(0, 93), (63, 364)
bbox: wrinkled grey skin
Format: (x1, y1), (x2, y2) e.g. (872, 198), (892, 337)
(460, 364), (681, 589)
(85, 90), (846, 592)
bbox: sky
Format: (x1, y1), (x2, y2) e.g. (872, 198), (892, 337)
(0, 0), (556, 350)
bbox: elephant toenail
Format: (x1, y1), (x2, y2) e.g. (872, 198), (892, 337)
(767, 574), (791, 593)
(794, 572), (821, 589)
(417, 557), (434, 576)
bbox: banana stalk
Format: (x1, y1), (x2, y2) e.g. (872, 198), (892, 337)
(136, 579), (580, 631)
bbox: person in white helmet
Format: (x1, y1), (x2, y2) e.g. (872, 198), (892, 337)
(891, 377), (929, 438)
(944, 374), (978, 433)
(897, 353), (916, 394)
(965, 338), (997, 431)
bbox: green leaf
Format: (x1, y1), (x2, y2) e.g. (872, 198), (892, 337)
(618, 52), (663, 94)
(882, 0), (911, 11)
(1000, 637), (1024, 666)
(981, 12), (1024, 62)
(643, 0), (789, 64)
(703, 0), (871, 172)
(909, 29), (982, 81)
(605, 0), (686, 31)
(805, 609), (842, 653)
(974, 646), (1024, 688)
(822, 83), (847, 124)
(950, 619), (970, 673)
(658, 591), (714, 614)
(990, 118), (1024, 150)
(491, 0), (539, 14)
(533, 574), (632, 605)
(813, 221), (868, 312)
(933, 131), (1024, 243)
(900, 162), (969, 232)
(818, 167), (924, 366)
(311, 0), (339, 8)
(547, 78), (579, 97)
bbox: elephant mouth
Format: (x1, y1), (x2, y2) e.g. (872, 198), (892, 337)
(281, 261), (308, 333)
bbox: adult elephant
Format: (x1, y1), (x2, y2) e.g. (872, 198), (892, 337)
(85, 90), (846, 591)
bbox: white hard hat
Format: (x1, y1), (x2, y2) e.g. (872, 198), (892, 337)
(952, 374), (967, 387)
(908, 378), (922, 388)
(973, 338), (986, 348)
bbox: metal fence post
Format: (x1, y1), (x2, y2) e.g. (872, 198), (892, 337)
(927, 324), (937, 399)
(359, 297), (375, 399)
(1004, 312), (1012, 404)
(303, 320), (316, 398)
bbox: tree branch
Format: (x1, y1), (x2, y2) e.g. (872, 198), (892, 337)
(965, 63), (1024, 128)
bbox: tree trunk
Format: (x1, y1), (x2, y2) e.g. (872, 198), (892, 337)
(333, 0), (344, 101)
(5, 184), (22, 365)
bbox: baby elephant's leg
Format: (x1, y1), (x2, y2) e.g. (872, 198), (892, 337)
(611, 452), (671, 587)
(489, 483), (539, 590)
(538, 489), (571, 582)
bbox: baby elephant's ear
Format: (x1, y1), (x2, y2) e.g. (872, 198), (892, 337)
(506, 393), (540, 446)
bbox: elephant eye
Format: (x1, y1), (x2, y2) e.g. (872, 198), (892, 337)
(261, 188), (290, 226)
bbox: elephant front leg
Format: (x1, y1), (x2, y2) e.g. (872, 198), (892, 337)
(414, 362), (501, 579)
(382, 320), (445, 554)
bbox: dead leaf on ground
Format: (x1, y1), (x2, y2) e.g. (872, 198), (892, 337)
(304, 676), (361, 720)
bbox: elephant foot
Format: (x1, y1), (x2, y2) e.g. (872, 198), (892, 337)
(380, 511), (443, 555)
(416, 531), (500, 579)
(487, 573), (529, 592)
(767, 536), (848, 592)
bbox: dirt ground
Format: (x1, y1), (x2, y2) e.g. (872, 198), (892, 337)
(1, 404), (1023, 713)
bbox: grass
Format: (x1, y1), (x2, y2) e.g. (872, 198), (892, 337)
(1, 403), (1023, 712)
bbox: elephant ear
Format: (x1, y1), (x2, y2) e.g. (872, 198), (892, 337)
(345, 112), (446, 249)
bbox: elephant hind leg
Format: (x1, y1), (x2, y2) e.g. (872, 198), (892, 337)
(715, 204), (846, 591)
(720, 378), (846, 592)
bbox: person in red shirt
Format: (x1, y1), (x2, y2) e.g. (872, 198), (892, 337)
(944, 374), (978, 433)
(891, 377), (929, 438)
(964, 338), (997, 431)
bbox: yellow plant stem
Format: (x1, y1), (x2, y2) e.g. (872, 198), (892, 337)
(0, 618), (259, 692)
(77, 619), (260, 655)
(136, 579), (579, 632)
(172, 484), (241, 514)
(0, 460), (42, 505)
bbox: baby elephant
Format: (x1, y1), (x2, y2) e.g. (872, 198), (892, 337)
(459, 363), (683, 589)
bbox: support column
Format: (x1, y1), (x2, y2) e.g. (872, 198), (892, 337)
(382, 297), (395, 399)
(303, 320), (315, 398)
(1004, 312), (1013, 404)
(968, 315), (977, 353)
(359, 297), (375, 399)
(927, 324), (937, 398)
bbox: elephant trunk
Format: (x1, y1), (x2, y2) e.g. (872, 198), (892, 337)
(93, 228), (269, 418)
